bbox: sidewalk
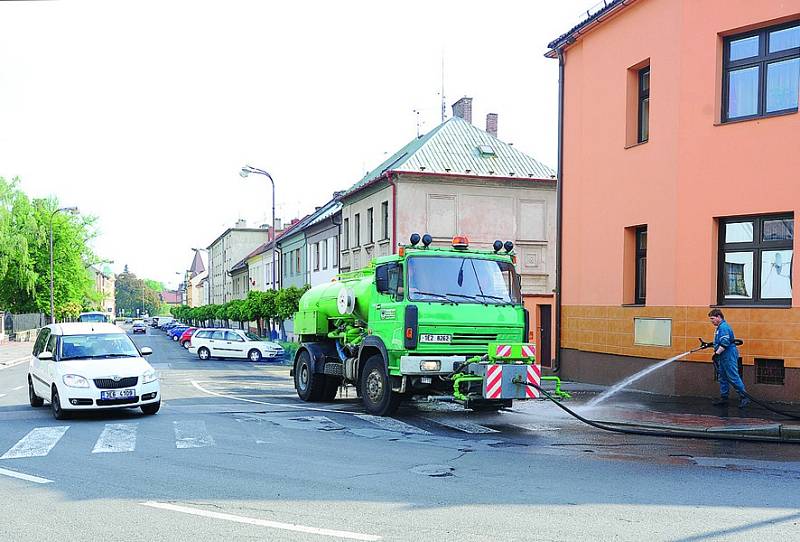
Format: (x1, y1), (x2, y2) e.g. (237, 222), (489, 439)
(0, 341), (33, 369)
(549, 381), (800, 442)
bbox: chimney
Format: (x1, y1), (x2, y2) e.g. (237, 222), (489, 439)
(451, 97), (473, 123)
(235, 218), (247, 228)
(486, 113), (498, 138)
(274, 218), (282, 231)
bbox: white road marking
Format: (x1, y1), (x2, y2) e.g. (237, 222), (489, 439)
(140, 501), (381, 541)
(0, 394), (6, 398)
(355, 415), (430, 435)
(1, 426), (70, 459)
(191, 380), (356, 416)
(11, 386), (24, 391)
(422, 417), (498, 434)
(173, 420), (215, 449)
(0, 466), (53, 484)
(512, 423), (560, 432)
(92, 423), (137, 454)
(0, 357), (30, 370)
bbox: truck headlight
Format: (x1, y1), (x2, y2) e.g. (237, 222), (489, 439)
(420, 360), (441, 371)
(63, 374), (89, 388)
(142, 369), (158, 384)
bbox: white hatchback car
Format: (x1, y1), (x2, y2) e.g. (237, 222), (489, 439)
(28, 323), (161, 419)
(188, 329), (284, 362)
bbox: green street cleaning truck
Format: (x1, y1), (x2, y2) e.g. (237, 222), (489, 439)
(291, 234), (541, 416)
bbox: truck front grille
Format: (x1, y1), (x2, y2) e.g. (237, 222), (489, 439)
(450, 333), (497, 345)
(94, 377), (138, 389)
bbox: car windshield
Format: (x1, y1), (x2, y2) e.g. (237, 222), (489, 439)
(60, 333), (140, 360)
(244, 332), (264, 341)
(78, 313), (107, 322)
(407, 256), (521, 305)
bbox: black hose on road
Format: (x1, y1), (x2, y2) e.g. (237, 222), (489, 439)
(516, 378), (800, 444)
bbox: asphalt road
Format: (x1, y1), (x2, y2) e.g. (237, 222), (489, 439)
(1, 327), (800, 541)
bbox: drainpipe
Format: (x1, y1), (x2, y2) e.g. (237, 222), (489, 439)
(554, 47), (566, 373)
(387, 173), (397, 253)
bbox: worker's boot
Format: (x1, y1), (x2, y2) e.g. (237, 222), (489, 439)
(712, 396), (729, 406)
(738, 396), (751, 408)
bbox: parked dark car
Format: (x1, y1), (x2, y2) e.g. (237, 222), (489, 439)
(132, 322), (147, 334)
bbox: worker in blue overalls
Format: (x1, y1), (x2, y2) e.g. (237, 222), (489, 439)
(708, 308), (749, 408)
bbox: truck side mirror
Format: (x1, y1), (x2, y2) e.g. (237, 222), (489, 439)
(375, 265), (391, 293)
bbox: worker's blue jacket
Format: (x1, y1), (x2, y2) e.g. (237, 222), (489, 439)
(714, 320), (739, 362)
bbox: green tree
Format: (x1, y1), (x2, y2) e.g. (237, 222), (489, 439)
(115, 271), (161, 317)
(275, 285), (309, 341)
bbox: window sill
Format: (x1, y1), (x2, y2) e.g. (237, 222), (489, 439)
(715, 108), (797, 126)
(624, 140), (648, 150)
(712, 304), (792, 309)
(622, 303), (645, 307)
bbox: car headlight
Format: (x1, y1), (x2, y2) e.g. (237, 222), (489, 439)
(142, 369), (158, 384)
(63, 374), (89, 388)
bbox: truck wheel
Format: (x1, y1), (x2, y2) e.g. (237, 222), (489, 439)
(294, 350), (325, 402)
(360, 355), (400, 416)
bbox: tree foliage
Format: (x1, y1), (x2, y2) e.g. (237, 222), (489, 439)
(115, 271), (162, 316)
(0, 177), (99, 315)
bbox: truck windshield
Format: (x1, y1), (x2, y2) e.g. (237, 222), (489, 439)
(407, 256), (521, 305)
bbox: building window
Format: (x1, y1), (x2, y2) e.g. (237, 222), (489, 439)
(367, 207), (374, 244)
(723, 22), (800, 122)
(718, 214), (793, 305)
(322, 239), (328, 270)
(332, 235), (339, 268)
(295, 249), (301, 276)
(635, 226), (647, 305)
(343, 218), (349, 250)
(638, 66), (650, 142)
(755, 358), (785, 385)
(313, 243), (320, 271)
(354, 213), (361, 247)
(381, 201), (389, 240)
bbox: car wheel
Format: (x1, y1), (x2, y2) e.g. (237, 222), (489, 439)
(294, 350), (325, 402)
(51, 387), (68, 420)
(29, 376), (44, 408)
(248, 349), (262, 362)
(141, 401), (161, 415)
(183, 341), (190, 349)
(360, 354), (401, 416)
(172, 335), (178, 341)
(198, 347), (210, 360)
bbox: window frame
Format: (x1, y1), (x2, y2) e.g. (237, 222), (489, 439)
(717, 213), (793, 306)
(367, 207), (374, 244)
(313, 242), (320, 271)
(322, 239), (328, 270)
(332, 235), (339, 268)
(638, 66), (650, 143)
(381, 201), (389, 240)
(634, 226), (647, 305)
(342, 218), (349, 250)
(354, 213), (361, 247)
(722, 21), (800, 123)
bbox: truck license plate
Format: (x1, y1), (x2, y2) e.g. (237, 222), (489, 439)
(100, 389), (135, 400)
(419, 334), (451, 343)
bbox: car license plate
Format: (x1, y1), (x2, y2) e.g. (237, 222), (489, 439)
(100, 389), (135, 400)
(419, 334), (451, 344)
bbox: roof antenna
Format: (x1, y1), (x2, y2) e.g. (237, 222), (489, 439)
(413, 109), (421, 137)
(440, 50), (446, 123)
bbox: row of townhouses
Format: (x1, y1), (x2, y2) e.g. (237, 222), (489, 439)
(192, 100), (559, 359)
(185, 0), (799, 402)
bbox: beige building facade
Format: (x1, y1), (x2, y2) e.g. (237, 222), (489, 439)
(207, 226), (270, 305)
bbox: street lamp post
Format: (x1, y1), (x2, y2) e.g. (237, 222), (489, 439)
(49, 206), (79, 323)
(239, 165), (277, 291)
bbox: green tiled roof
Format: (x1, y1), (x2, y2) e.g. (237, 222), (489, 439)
(346, 116), (555, 196)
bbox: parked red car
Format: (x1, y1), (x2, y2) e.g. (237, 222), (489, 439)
(179, 327), (197, 347)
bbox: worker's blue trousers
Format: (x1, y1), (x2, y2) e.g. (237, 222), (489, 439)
(718, 356), (745, 397)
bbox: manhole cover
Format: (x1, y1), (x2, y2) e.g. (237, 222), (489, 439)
(409, 464), (455, 477)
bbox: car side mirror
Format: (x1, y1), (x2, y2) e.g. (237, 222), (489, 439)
(38, 351), (53, 361)
(140, 347), (153, 356)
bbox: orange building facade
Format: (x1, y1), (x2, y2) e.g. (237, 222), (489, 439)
(548, 0), (800, 401)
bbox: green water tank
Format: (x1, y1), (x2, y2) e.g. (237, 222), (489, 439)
(295, 272), (375, 334)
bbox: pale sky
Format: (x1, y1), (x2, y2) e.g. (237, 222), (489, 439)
(1, 0), (595, 288)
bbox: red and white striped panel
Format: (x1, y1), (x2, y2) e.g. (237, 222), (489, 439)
(495, 344), (512, 358)
(521, 344), (536, 358)
(525, 364), (541, 399)
(485, 365), (503, 399)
